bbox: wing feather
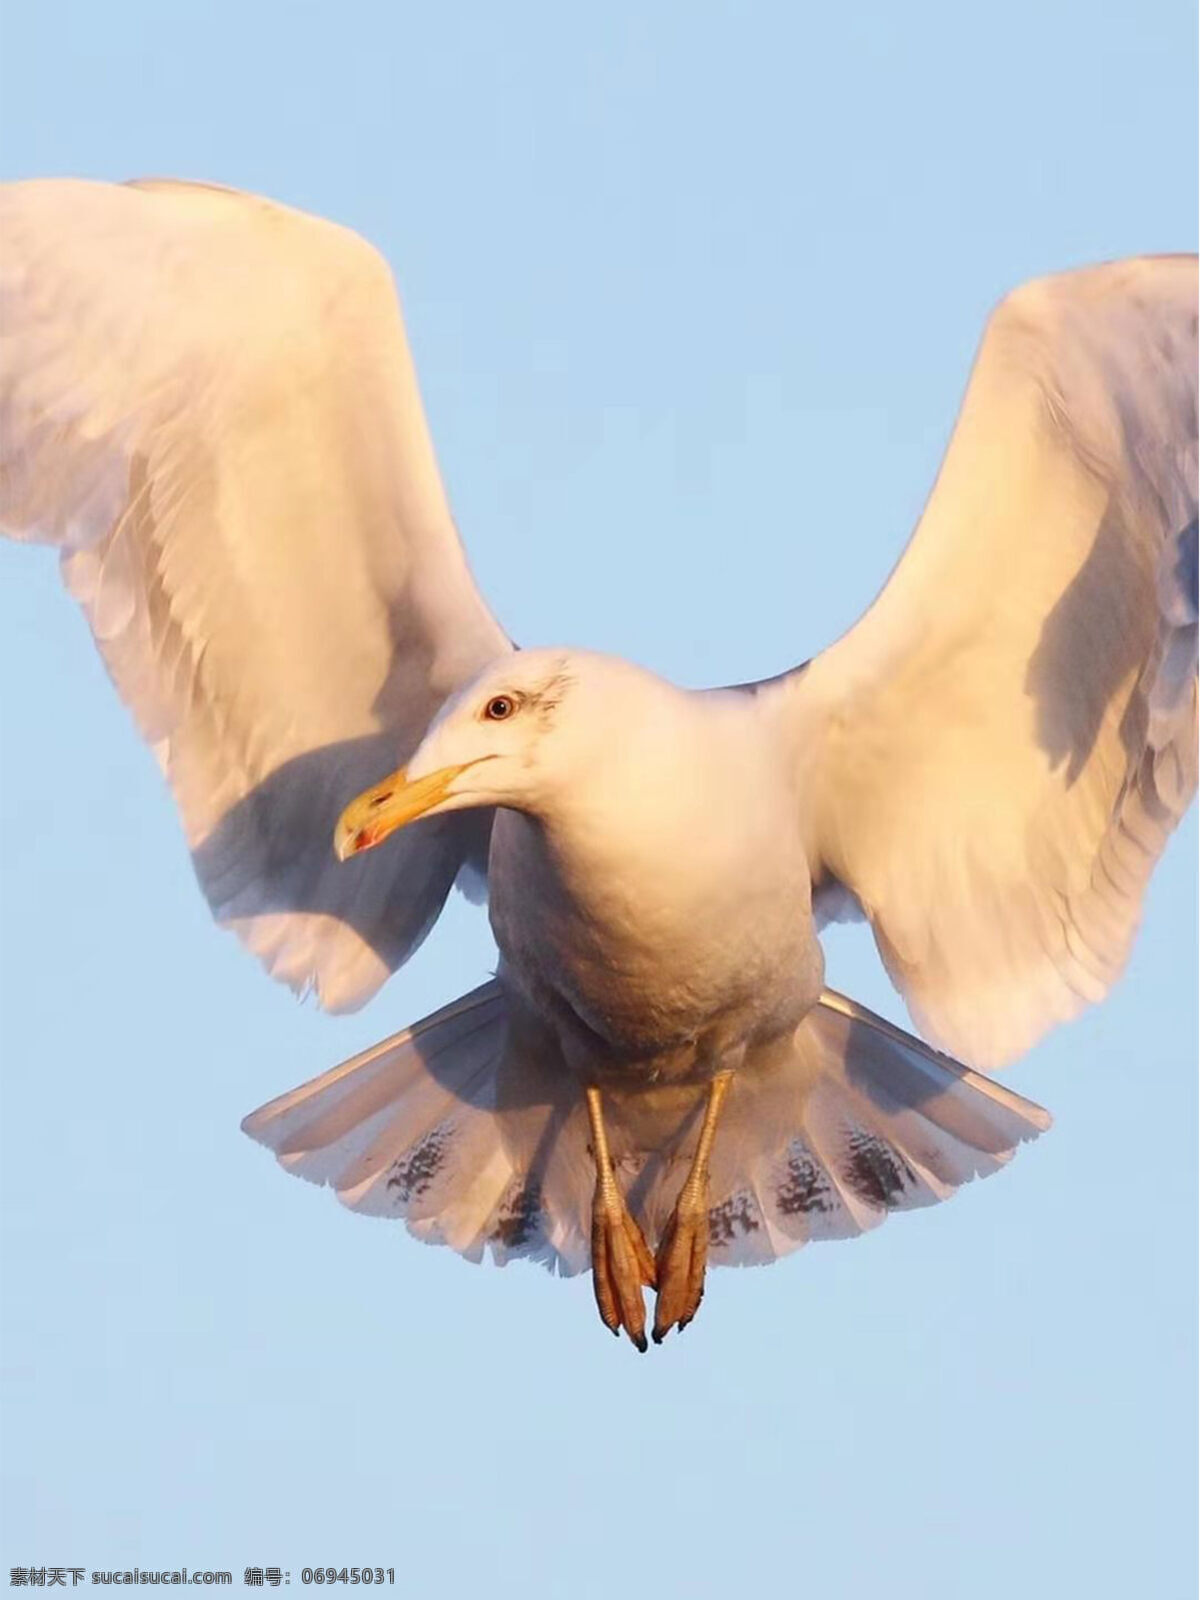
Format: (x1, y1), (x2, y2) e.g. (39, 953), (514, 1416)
(0, 178), (511, 1010)
(779, 257), (1197, 1066)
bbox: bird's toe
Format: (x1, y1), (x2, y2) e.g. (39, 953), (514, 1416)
(652, 1199), (709, 1344)
(591, 1186), (656, 1352)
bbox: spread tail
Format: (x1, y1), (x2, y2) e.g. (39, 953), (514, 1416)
(242, 981), (1050, 1276)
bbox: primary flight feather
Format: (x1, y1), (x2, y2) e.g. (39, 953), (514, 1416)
(2, 177), (1194, 1349)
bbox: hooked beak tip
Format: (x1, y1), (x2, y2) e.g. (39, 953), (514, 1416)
(333, 825), (369, 863)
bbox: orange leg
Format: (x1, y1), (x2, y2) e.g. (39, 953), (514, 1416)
(586, 1084), (657, 1352)
(653, 1070), (733, 1344)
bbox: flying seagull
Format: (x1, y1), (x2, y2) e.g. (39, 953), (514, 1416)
(2, 178), (1195, 1350)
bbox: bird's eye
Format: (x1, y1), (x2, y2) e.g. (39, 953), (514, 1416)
(484, 695), (515, 721)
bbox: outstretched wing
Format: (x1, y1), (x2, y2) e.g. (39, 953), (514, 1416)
(0, 177), (511, 1010)
(777, 257), (1198, 1068)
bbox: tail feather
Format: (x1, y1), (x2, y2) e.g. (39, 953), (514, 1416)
(241, 981), (1050, 1277)
(242, 981), (596, 1272)
(692, 989), (1050, 1266)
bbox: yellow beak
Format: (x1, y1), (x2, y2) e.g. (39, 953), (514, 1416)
(333, 763), (472, 861)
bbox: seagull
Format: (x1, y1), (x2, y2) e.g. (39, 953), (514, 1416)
(2, 177), (1195, 1349)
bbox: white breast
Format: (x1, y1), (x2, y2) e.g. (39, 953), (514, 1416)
(487, 693), (823, 1073)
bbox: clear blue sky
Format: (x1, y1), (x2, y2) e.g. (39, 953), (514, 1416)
(1, 3), (1195, 1595)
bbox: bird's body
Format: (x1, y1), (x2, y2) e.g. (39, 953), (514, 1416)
(1, 175), (1195, 1346)
(485, 659), (822, 1085)
(480, 667), (833, 1341)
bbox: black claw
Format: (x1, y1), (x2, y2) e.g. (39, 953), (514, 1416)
(632, 1332), (648, 1353)
(652, 1327), (667, 1345)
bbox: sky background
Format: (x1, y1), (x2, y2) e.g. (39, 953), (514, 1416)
(0, 3), (1196, 1596)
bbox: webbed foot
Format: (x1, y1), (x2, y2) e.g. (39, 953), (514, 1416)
(591, 1178), (657, 1351)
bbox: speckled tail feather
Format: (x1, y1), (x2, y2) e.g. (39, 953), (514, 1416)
(242, 981), (1050, 1277)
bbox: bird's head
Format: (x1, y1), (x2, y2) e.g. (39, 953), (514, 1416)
(334, 648), (647, 860)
